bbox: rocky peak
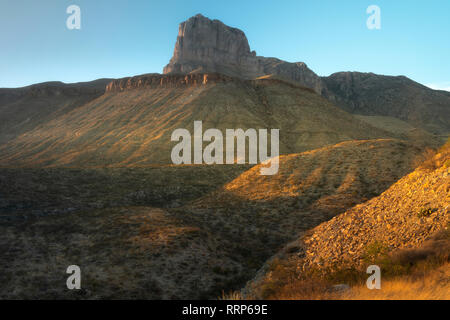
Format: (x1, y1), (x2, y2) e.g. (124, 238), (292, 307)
(163, 14), (256, 77)
(164, 14), (324, 94)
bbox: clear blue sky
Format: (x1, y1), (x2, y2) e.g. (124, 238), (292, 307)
(1, 0), (449, 90)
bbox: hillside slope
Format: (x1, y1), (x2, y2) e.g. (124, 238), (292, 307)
(173, 139), (427, 273)
(0, 79), (111, 145)
(243, 141), (449, 299)
(322, 72), (450, 137)
(299, 150), (449, 270)
(0, 74), (394, 167)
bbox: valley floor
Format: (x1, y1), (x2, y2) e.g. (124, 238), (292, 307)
(0, 139), (448, 299)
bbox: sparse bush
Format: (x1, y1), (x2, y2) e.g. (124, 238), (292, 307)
(324, 267), (363, 285)
(416, 207), (436, 218)
(219, 290), (242, 300)
(417, 148), (437, 171)
(417, 138), (450, 171)
(362, 240), (390, 264)
(257, 258), (298, 299)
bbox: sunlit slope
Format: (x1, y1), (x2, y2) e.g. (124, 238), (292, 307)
(175, 139), (426, 264)
(0, 75), (394, 167)
(243, 141), (449, 299)
(196, 139), (425, 214)
(299, 143), (449, 270)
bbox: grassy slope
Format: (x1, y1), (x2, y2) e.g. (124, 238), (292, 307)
(0, 80), (111, 144)
(0, 78), (395, 167)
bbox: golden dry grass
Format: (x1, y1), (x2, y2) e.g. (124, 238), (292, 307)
(249, 229), (450, 300)
(338, 263), (450, 300)
(267, 263), (450, 300)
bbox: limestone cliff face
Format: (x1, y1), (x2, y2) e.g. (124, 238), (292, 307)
(163, 14), (324, 94)
(163, 14), (256, 77)
(105, 73), (234, 92)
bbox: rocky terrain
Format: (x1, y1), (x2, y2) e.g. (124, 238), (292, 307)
(243, 141), (449, 299)
(300, 155), (448, 271)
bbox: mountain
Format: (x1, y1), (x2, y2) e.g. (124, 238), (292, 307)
(0, 79), (111, 144)
(322, 72), (450, 137)
(0, 13), (448, 300)
(163, 14), (324, 94)
(0, 73), (394, 167)
(164, 14), (449, 138)
(0, 14), (446, 167)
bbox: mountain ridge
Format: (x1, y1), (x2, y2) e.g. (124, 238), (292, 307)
(0, 75), (396, 167)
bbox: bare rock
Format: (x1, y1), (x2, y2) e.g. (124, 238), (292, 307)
(164, 14), (324, 94)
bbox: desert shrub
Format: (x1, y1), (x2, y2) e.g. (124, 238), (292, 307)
(257, 258), (297, 299)
(437, 137), (450, 153)
(425, 138), (450, 169)
(212, 266), (229, 275)
(416, 148), (437, 171)
(259, 281), (280, 299)
(267, 277), (333, 300)
(362, 240), (390, 264)
(219, 290), (242, 300)
(382, 226), (450, 277)
(416, 207), (436, 218)
(324, 267), (363, 285)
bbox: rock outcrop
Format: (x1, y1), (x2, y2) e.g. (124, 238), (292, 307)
(163, 15), (450, 135)
(163, 14), (324, 94)
(105, 73), (234, 92)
